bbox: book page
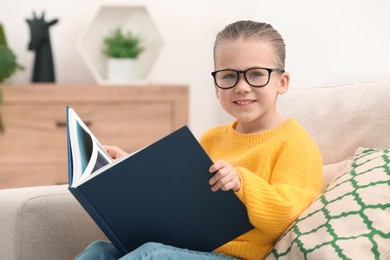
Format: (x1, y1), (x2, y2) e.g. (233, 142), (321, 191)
(74, 146), (146, 186)
(68, 108), (113, 186)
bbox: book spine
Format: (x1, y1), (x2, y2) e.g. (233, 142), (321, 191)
(68, 187), (128, 255)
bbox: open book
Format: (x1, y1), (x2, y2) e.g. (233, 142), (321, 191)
(66, 106), (253, 255)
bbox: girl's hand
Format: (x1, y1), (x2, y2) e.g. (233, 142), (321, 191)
(209, 160), (241, 192)
(104, 145), (128, 160)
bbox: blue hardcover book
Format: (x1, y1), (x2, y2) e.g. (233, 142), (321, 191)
(66, 106), (253, 256)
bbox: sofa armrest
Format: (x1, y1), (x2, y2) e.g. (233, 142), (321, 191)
(0, 185), (106, 260)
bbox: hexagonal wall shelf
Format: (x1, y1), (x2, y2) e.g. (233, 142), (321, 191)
(78, 5), (165, 85)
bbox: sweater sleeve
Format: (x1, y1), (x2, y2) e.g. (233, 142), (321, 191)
(234, 140), (322, 238)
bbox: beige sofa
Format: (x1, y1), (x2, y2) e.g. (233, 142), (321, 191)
(1, 81), (390, 260)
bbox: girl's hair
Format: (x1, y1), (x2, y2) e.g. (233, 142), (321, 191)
(213, 20), (286, 68)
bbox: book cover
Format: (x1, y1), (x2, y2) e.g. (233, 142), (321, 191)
(66, 107), (253, 255)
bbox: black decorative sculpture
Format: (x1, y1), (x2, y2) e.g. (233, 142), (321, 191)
(26, 12), (58, 82)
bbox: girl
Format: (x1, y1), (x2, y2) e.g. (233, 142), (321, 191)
(76, 20), (322, 260)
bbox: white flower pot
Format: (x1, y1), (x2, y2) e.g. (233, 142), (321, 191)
(107, 58), (138, 82)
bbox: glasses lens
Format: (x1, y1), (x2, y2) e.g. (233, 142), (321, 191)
(215, 70), (238, 89)
(245, 68), (269, 87)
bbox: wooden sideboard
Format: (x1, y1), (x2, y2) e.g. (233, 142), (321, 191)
(0, 84), (188, 189)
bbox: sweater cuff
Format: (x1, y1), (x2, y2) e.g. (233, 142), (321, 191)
(234, 168), (245, 204)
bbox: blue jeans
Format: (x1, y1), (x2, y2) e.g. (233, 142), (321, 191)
(74, 240), (240, 260)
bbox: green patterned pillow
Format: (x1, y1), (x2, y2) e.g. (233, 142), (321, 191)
(266, 148), (390, 259)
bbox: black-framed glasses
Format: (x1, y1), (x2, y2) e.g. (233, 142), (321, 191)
(211, 67), (285, 89)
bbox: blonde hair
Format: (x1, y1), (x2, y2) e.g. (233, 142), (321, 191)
(213, 20), (286, 68)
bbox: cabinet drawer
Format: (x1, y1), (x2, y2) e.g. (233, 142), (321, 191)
(0, 104), (68, 164)
(0, 103), (172, 165)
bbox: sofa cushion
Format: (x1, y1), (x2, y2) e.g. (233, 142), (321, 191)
(0, 185), (107, 260)
(277, 81), (390, 164)
(266, 147), (390, 259)
(322, 159), (351, 191)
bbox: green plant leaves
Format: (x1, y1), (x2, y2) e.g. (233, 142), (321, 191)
(0, 46), (21, 83)
(103, 28), (144, 59)
(0, 22), (24, 133)
(0, 82), (3, 133)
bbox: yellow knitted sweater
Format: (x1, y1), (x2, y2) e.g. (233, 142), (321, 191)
(199, 118), (322, 260)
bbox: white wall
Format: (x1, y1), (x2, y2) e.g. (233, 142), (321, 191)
(1, 0), (390, 137)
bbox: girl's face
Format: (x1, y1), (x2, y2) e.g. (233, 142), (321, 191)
(214, 38), (289, 133)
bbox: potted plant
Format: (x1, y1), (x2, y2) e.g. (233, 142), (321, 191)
(103, 27), (144, 82)
(0, 23), (24, 133)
